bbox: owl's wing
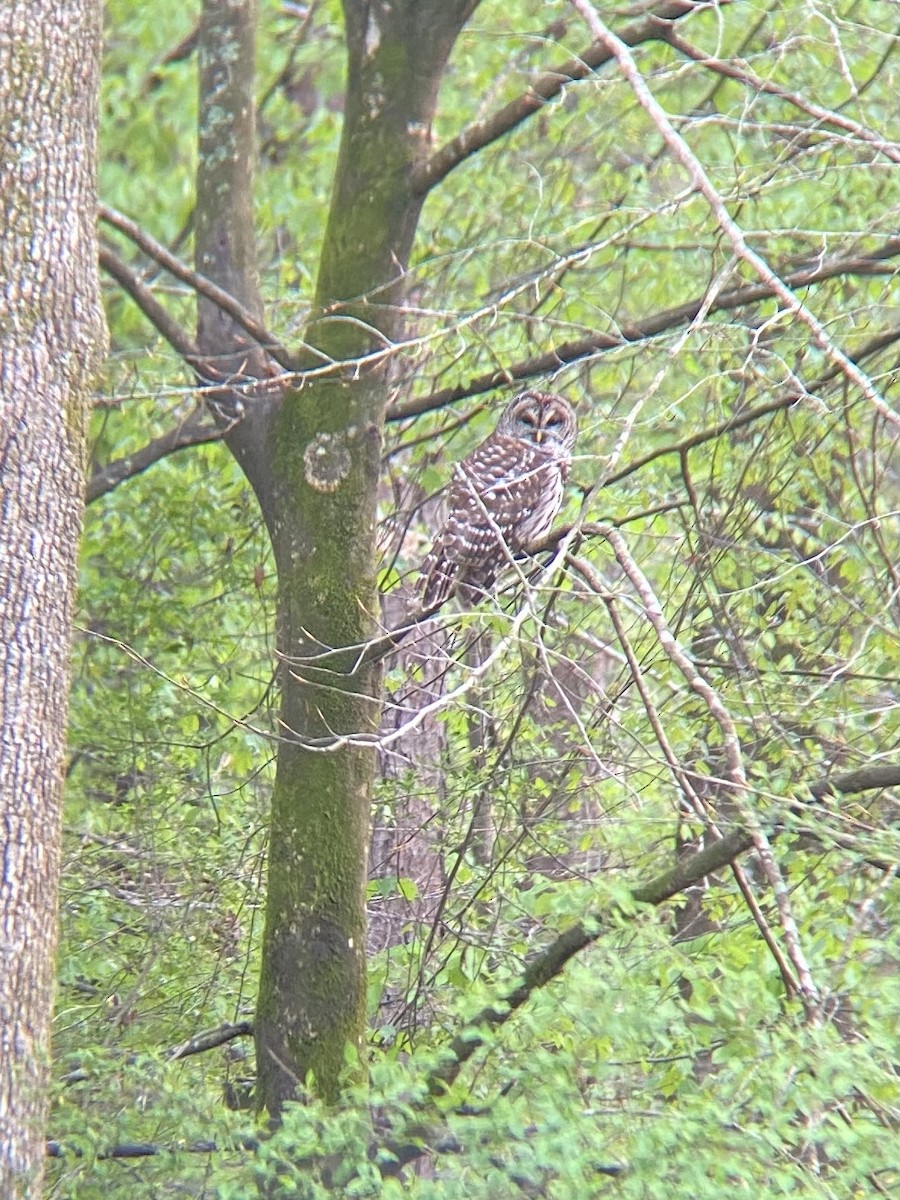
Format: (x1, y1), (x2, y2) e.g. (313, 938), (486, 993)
(420, 437), (565, 608)
(421, 442), (544, 607)
(420, 539), (458, 610)
(454, 438), (560, 542)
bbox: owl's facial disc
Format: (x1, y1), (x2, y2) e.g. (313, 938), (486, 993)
(516, 401), (543, 440)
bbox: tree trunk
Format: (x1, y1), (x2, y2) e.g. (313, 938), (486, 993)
(253, 0), (477, 1115)
(191, 0), (478, 1116)
(0, 2), (106, 1194)
(195, 0), (276, 513)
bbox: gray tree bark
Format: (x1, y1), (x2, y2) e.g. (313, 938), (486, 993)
(248, 0), (477, 1114)
(0, 2), (107, 1194)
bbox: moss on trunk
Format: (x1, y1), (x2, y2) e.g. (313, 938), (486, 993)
(254, 0), (477, 1115)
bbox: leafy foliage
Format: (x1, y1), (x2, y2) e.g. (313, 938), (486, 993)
(51, 0), (898, 1196)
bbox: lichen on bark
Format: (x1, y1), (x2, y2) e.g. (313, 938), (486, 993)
(252, 1), (478, 1115)
(0, 2), (107, 1194)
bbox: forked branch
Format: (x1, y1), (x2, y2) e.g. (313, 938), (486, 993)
(100, 204), (295, 371)
(426, 760), (896, 1094)
(412, 0), (715, 194)
(569, 0), (900, 429)
(387, 242), (900, 422)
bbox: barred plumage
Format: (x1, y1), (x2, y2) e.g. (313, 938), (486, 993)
(420, 391), (577, 609)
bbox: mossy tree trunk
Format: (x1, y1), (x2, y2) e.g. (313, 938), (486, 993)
(255, 0), (479, 1116)
(191, 0), (477, 1115)
(0, 1), (107, 1193)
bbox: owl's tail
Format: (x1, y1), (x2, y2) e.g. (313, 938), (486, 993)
(420, 546), (456, 611)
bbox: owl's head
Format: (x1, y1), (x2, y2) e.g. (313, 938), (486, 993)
(496, 390), (577, 458)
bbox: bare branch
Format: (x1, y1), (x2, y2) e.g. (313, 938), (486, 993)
(157, 20), (199, 69)
(601, 583), (806, 995)
(47, 749), (894, 1157)
(86, 408), (225, 505)
(592, 528), (821, 1012)
(166, 1020), (253, 1061)
(427, 759), (892, 1094)
(386, 241), (900, 422)
(47, 1135), (257, 1160)
(99, 203), (296, 371)
(425, 835), (734, 1095)
(604, 325), (900, 488)
(811, 763), (900, 799)
(569, 0), (900, 429)
(95, 313), (893, 511)
(46, 760), (891, 1160)
(660, 26), (900, 165)
(100, 245), (202, 365)
(412, 0), (713, 195)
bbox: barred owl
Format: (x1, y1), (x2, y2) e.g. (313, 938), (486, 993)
(420, 390), (577, 609)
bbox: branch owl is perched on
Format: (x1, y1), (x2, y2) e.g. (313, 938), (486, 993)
(419, 390), (577, 609)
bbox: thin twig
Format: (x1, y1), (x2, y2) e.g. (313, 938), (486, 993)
(597, 521), (822, 1015)
(386, 244), (900, 422)
(427, 758), (896, 1095)
(412, 0), (713, 194)
(99, 204), (296, 371)
(603, 325), (900, 488)
(661, 25), (900, 165)
(568, 0), (899, 430)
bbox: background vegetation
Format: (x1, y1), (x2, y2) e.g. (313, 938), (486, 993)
(48, 0), (898, 1195)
